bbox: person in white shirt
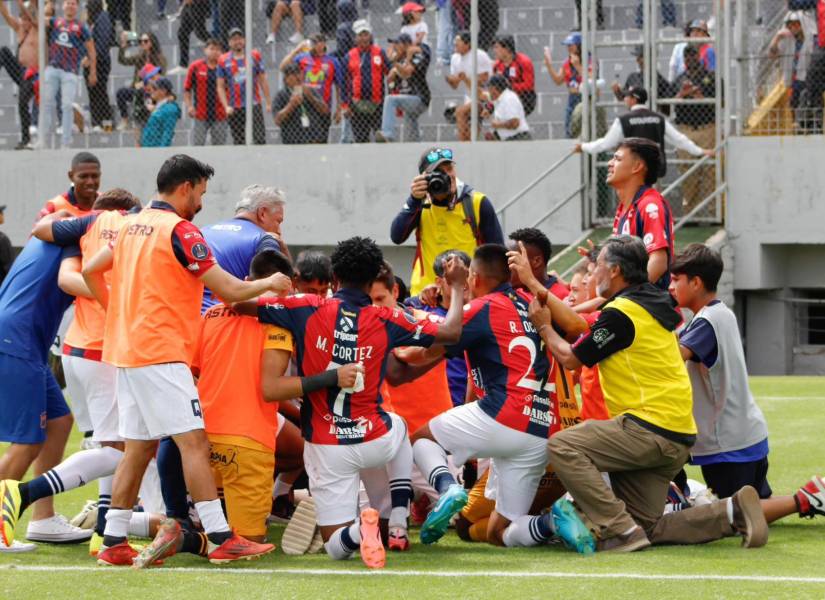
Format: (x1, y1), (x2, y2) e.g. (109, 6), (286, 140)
(446, 30), (492, 140)
(484, 74), (531, 141)
(400, 2), (428, 47)
(575, 86), (713, 174)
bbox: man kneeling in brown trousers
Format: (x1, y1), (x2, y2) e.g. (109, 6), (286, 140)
(530, 234), (768, 552)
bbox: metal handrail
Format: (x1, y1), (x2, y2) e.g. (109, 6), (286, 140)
(532, 185), (586, 229)
(673, 183), (727, 233)
(660, 140), (726, 200)
(495, 150), (577, 219)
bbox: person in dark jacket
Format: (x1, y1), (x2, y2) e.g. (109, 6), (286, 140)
(84, 0), (113, 129)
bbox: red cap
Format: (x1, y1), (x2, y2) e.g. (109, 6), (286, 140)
(401, 2), (425, 14)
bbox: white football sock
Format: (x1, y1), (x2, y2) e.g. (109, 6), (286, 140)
(272, 475), (293, 498)
(128, 512), (151, 538)
(51, 446), (122, 491)
(412, 438), (450, 491)
(502, 515), (552, 548)
(324, 522), (361, 560)
(103, 508), (131, 539)
(195, 499), (230, 535)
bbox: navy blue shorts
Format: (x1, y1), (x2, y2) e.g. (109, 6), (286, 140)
(0, 352), (71, 444)
(700, 457), (773, 500)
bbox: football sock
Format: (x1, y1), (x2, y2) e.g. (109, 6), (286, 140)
(387, 437), (414, 523)
(181, 531), (210, 556)
(196, 499), (231, 545)
(19, 446), (122, 511)
(128, 512), (151, 537)
(726, 497), (734, 525)
(96, 475), (114, 535)
(325, 522), (361, 560)
(102, 508), (132, 547)
(502, 514), (554, 547)
(272, 475), (293, 499)
(413, 438), (456, 495)
(157, 438), (190, 520)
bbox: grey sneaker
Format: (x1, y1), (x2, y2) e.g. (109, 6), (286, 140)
(731, 485), (769, 548)
(596, 525), (651, 553)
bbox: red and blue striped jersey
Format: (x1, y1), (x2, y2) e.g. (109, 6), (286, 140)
(294, 52), (343, 107)
(218, 50), (264, 108)
(48, 17), (91, 74)
(447, 284), (558, 439)
(258, 288), (440, 445)
(185, 59), (226, 122)
(345, 45), (389, 105)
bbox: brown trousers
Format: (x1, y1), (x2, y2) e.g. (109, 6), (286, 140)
(548, 415), (735, 544)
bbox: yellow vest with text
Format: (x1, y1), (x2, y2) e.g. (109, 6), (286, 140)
(410, 192), (484, 296)
(597, 296), (697, 435)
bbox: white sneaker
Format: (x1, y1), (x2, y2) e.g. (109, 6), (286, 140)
(29, 125), (38, 136)
(0, 539), (37, 553)
(288, 31), (304, 44)
(81, 437), (101, 450)
(266, 32), (276, 44)
(26, 514), (94, 543)
(281, 497), (318, 555)
(167, 66), (187, 76)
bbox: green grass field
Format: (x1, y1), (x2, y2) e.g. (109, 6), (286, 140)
(2, 377), (825, 599)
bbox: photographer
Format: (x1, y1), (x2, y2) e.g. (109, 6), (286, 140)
(390, 147), (504, 295)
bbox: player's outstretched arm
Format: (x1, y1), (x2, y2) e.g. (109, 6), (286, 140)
(82, 245), (114, 308)
(201, 266), (292, 303)
(384, 351), (444, 386)
(529, 298), (582, 370)
(58, 256), (94, 298)
(433, 256), (469, 344)
(31, 210), (75, 241)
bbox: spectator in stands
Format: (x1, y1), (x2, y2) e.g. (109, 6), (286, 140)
(669, 20), (716, 83)
(573, 0), (603, 30)
(612, 45), (673, 114)
(273, 63), (330, 144)
(576, 86), (713, 175)
(280, 33), (343, 132)
(335, 1), (359, 143)
(108, 0), (130, 30)
(492, 34), (536, 116)
(41, 0), (97, 148)
(673, 45), (716, 213)
(452, 0), (498, 50)
(544, 31), (585, 138)
(400, 2), (428, 46)
(184, 39), (228, 145)
(483, 74), (531, 141)
(140, 77), (180, 147)
(806, 2), (825, 133)
(342, 20), (389, 143)
(116, 31), (166, 131)
(83, 0), (113, 131)
(447, 30), (493, 141)
(168, 0), (210, 76)
(267, 0), (313, 44)
(376, 33), (431, 142)
(0, 0), (38, 149)
(0, 206), (12, 287)
(217, 27), (270, 145)
(435, 0), (456, 66)
(769, 11), (815, 130)
(635, 0), (677, 29)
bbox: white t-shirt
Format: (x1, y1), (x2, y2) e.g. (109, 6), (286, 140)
(450, 49), (493, 101)
(492, 89), (529, 140)
(401, 21), (429, 47)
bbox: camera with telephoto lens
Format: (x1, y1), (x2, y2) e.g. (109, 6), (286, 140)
(426, 171), (451, 196)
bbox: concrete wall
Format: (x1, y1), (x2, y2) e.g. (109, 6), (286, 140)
(0, 141), (583, 282)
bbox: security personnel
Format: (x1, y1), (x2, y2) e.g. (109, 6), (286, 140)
(576, 86), (712, 177)
(390, 147), (504, 295)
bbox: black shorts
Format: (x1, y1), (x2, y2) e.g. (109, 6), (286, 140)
(700, 457), (773, 500)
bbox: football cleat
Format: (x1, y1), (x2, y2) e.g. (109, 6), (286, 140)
(97, 541), (139, 567)
(133, 518), (181, 569)
(207, 533), (275, 564)
(358, 508), (385, 569)
(410, 494), (431, 526)
(70, 500), (99, 529)
(420, 484), (467, 545)
(307, 528), (325, 554)
(551, 498), (596, 555)
(89, 532), (104, 557)
(795, 476), (825, 518)
(387, 526), (410, 552)
(0, 479), (22, 546)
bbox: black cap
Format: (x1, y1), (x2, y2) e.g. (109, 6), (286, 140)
(228, 27), (244, 38)
(631, 44), (644, 58)
(0, 205), (6, 213)
(388, 33), (413, 44)
(418, 147), (454, 174)
(624, 85), (648, 104)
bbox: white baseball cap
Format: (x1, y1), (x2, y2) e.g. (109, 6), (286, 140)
(353, 19), (372, 34)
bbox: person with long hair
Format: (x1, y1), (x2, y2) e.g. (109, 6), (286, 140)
(115, 30), (167, 131)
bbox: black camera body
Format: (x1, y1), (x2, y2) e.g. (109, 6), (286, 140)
(426, 171), (451, 197)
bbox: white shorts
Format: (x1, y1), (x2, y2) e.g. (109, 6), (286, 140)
(63, 355), (121, 442)
(304, 412), (408, 526)
(116, 363), (204, 441)
(429, 401), (548, 521)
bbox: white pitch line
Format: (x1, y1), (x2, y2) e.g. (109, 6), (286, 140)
(3, 565), (825, 584)
(755, 396), (825, 401)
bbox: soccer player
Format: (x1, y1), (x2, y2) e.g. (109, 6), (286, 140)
(251, 236), (468, 568)
(78, 154), (288, 566)
(37, 152), (102, 219)
(670, 244), (825, 521)
(0, 232), (88, 549)
(294, 250), (333, 297)
(608, 137), (675, 290)
(508, 228), (569, 300)
(411, 244), (588, 548)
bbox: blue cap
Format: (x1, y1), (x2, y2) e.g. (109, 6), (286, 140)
(562, 32), (582, 46)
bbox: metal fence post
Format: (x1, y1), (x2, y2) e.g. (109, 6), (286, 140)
(244, 0), (253, 147)
(38, 0), (45, 149)
(470, 0), (478, 143)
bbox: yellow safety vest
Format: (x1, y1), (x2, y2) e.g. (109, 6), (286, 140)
(597, 296), (697, 435)
(410, 191), (484, 296)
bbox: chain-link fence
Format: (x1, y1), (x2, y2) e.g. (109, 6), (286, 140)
(737, 0), (825, 136)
